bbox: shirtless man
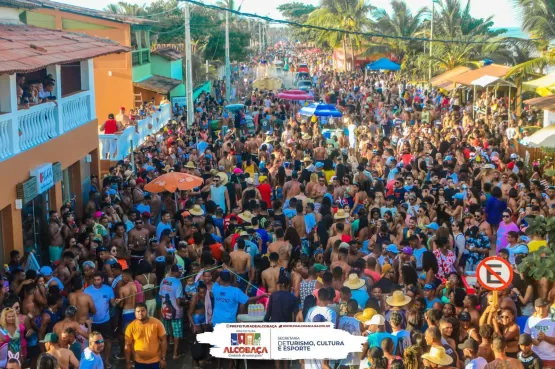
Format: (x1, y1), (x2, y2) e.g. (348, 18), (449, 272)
(218, 151), (233, 173)
(68, 277), (96, 347)
(291, 202), (310, 254)
(261, 252), (281, 294)
(314, 145), (327, 161)
(48, 211), (64, 262)
(110, 222), (128, 260)
(53, 305), (90, 350)
(326, 222), (347, 254)
(43, 333), (80, 369)
(131, 179), (145, 207)
(115, 269), (137, 359)
(330, 214), (351, 237)
(128, 217), (150, 261)
(332, 177), (345, 202)
(331, 248), (352, 280)
(283, 171), (301, 200)
(22, 283), (42, 318)
(267, 228), (290, 256)
(230, 239), (252, 290)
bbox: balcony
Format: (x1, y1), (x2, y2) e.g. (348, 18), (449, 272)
(99, 103), (171, 161)
(0, 90), (94, 161)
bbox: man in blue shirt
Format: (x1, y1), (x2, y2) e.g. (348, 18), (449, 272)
(423, 284), (442, 310)
(80, 331), (105, 369)
(84, 272), (115, 368)
(364, 314), (398, 353)
(156, 211), (173, 241)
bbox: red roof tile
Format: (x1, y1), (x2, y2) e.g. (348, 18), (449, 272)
(151, 47), (184, 61)
(134, 75), (182, 94)
(0, 24), (130, 75)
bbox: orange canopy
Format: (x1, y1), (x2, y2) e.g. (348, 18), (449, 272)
(144, 172), (204, 193)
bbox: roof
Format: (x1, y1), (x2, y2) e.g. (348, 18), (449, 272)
(449, 64), (511, 86)
(431, 66), (470, 89)
(524, 95), (555, 111)
(0, 24), (130, 75)
(0, 0), (39, 8)
(134, 75), (182, 94)
(38, 0), (156, 25)
(523, 71), (555, 97)
(471, 75), (515, 88)
(151, 47), (184, 61)
(366, 58), (400, 71)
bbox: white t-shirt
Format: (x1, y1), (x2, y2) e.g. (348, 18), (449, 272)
(524, 315), (555, 360)
(465, 357), (487, 369)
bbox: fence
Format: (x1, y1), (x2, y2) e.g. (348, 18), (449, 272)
(513, 140), (544, 165)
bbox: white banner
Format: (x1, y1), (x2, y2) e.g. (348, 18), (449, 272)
(197, 323), (366, 360)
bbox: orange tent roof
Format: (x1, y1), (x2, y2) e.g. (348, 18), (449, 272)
(524, 95), (555, 111)
(431, 66), (470, 90)
(449, 64), (511, 86)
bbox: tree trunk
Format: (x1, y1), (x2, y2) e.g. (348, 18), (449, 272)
(349, 35), (355, 72)
(342, 36), (348, 72)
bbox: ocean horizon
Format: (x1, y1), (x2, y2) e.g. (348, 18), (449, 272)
(495, 27), (530, 39)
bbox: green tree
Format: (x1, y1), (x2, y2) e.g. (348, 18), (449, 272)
(506, 0), (555, 76)
(277, 2), (317, 43)
(103, 1), (147, 16)
(305, 0), (374, 71)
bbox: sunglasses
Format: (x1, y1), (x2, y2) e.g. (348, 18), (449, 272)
(94, 339), (105, 344)
(502, 215), (511, 218)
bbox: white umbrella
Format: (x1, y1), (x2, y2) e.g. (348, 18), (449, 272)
(527, 125), (555, 148)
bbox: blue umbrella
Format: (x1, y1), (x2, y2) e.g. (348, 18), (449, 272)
(225, 104), (245, 112)
(299, 103), (343, 117)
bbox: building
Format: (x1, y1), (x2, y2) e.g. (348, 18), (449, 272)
(142, 47), (185, 104)
(0, 0), (128, 262)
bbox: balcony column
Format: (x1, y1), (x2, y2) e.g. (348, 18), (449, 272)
(46, 64), (63, 134)
(80, 59), (96, 121)
(0, 74), (20, 154)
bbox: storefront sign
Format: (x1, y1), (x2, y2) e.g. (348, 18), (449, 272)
(16, 177), (38, 204)
(30, 163), (54, 194)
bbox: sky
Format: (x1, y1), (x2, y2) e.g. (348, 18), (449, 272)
(60, 0), (523, 29)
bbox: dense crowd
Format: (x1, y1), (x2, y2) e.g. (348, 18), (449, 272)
(4, 48), (555, 369)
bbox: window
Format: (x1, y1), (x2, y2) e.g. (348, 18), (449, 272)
(61, 62), (82, 96)
(141, 50), (150, 64)
(131, 31), (138, 50)
(132, 51), (140, 66)
(140, 30), (149, 49)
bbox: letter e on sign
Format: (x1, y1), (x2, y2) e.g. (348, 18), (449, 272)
(476, 257), (513, 291)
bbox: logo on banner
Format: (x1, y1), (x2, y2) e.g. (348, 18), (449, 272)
(30, 163), (54, 194)
(224, 332), (268, 355)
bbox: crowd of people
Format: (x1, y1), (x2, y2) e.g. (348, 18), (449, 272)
(3, 47), (555, 369)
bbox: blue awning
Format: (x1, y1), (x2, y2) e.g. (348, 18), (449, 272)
(366, 58), (400, 71)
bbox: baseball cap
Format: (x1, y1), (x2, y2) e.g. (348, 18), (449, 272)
(314, 263), (328, 272)
(141, 212), (151, 218)
(401, 247), (413, 255)
(39, 266), (53, 277)
(458, 338), (478, 352)
(365, 314), (385, 326)
(40, 333), (59, 343)
(423, 284), (434, 290)
(65, 306), (77, 317)
(426, 222), (439, 231)
(459, 312), (471, 321)
(385, 244), (399, 254)
(519, 333), (533, 345)
(510, 153), (518, 159)
(338, 242), (350, 250)
(315, 162), (324, 168)
(534, 298), (548, 307)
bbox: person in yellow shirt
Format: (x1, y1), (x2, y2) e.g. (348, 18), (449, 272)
(125, 303), (168, 369)
(527, 235), (547, 253)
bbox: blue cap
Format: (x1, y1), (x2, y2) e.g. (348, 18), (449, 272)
(386, 244), (399, 254)
(454, 193), (464, 200)
(155, 256), (166, 263)
(315, 162), (324, 168)
(426, 222), (439, 231)
(39, 266), (53, 276)
(423, 284), (434, 290)
(146, 165), (155, 172)
(108, 189), (117, 195)
(444, 155), (453, 161)
(512, 245), (529, 255)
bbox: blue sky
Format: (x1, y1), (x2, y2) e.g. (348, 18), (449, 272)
(61, 0), (523, 29)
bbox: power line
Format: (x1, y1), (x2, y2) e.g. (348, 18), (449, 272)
(178, 0), (543, 45)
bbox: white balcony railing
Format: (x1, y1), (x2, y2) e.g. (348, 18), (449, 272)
(0, 90), (94, 162)
(62, 92), (91, 132)
(99, 103), (171, 161)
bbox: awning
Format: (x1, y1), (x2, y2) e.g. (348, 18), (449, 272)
(449, 64), (511, 86)
(523, 71), (555, 97)
(431, 66), (470, 90)
(134, 75), (182, 94)
(524, 95), (555, 111)
(471, 75), (515, 88)
(366, 58), (400, 71)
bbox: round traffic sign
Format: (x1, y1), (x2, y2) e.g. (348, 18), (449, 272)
(476, 256), (513, 291)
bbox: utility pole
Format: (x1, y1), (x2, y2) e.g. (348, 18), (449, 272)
(225, 10), (231, 102)
(259, 22), (262, 54)
(184, 2), (194, 127)
(428, 0), (435, 85)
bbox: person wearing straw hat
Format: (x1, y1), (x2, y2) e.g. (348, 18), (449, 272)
(425, 327), (459, 367)
(421, 346), (455, 369)
(344, 273), (368, 309)
(331, 208), (351, 235)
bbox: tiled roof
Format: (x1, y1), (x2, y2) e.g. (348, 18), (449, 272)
(431, 66), (470, 88)
(38, 0), (156, 25)
(0, 24), (130, 75)
(134, 75), (182, 94)
(524, 95), (555, 111)
(0, 0), (39, 8)
(449, 64), (511, 86)
(151, 47), (184, 61)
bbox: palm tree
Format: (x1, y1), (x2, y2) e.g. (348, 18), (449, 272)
(370, 0), (427, 62)
(104, 1), (147, 16)
(506, 0), (555, 76)
(305, 0), (374, 71)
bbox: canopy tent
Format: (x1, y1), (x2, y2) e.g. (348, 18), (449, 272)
(225, 104), (245, 112)
(365, 58), (400, 71)
(526, 124), (555, 148)
(449, 64), (510, 86)
(469, 73), (516, 119)
(524, 95), (555, 111)
(277, 89), (313, 101)
(299, 103), (343, 118)
(523, 72), (555, 97)
(431, 66), (470, 91)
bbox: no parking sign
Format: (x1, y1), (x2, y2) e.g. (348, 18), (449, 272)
(476, 256), (514, 291)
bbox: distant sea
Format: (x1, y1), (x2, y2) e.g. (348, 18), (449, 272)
(495, 27), (530, 39)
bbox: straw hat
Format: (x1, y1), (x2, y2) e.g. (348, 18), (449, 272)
(217, 172), (229, 186)
(302, 133), (311, 140)
(303, 156), (312, 162)
(239, 211), (254, 223)
(344, 274), (365, 290)
(163, 164), (173, 173)
(189, 205), (205, 216)
(354, 308), (377, 323)
(264, 136), (274, 143)
(421, 347), (453, 367)
(185, 161), (196, 169)
(386, 290), (412, 307)
(334, 209), (348, 219)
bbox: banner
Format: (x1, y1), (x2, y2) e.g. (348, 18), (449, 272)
(197, 323), (366, 360)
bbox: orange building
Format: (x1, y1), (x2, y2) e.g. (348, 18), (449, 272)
(0, 0), (128, 263)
